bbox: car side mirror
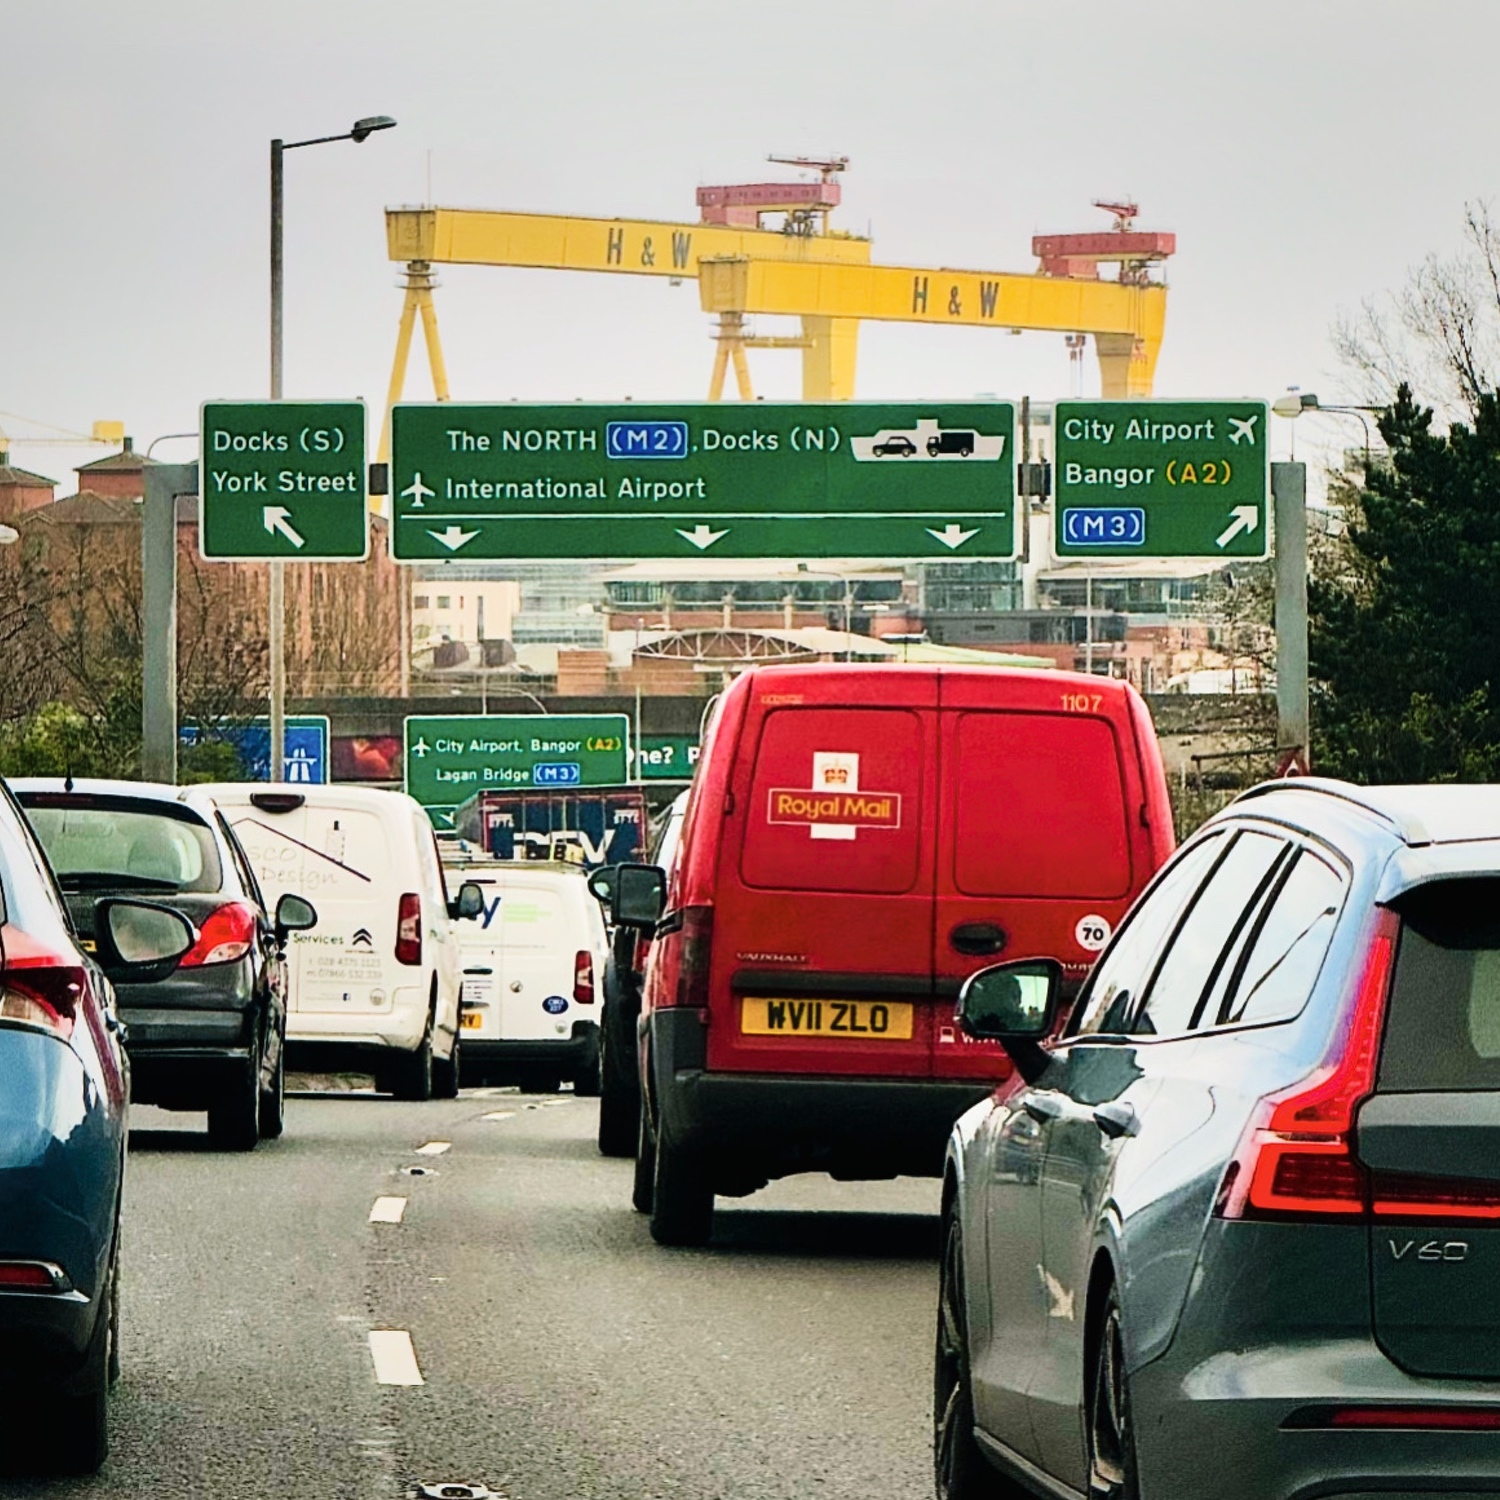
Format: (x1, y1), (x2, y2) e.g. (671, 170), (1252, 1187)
(92, 899), (197, 982)
(612, 863), (667, 930)
(450, 881), (485, 921)
(274, 893), (318, 942)
(587, 866), (616, 911)
(958, 960), (1063, 1040)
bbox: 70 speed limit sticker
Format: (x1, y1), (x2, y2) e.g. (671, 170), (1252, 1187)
(1075, 914), (1113, 952)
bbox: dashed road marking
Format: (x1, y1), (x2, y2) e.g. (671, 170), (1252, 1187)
(368, 1329), (425, 1386)
(369, 1196), (407, 1224)
(481, 1110), (517, 1121)
(415, 1140), (451, 1156)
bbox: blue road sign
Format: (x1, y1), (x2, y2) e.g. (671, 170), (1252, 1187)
(1062, 507), (1147, 547)
(180, 716), (330, 782)
(605, 420), (688, 459)
(534, 762), (582, 787)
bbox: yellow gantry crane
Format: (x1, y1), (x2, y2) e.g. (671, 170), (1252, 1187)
(379, 165), (1173, 459)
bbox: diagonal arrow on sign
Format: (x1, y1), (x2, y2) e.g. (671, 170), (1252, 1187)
(429, 525), (480, 552)
(927, 523), (981, 550)
(262, 506), (306, 548)
(1216, 505), (1259, 549)
(677, 524), (728, 551)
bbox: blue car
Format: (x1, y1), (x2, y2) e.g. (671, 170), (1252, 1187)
(0, 780), (193, 1473)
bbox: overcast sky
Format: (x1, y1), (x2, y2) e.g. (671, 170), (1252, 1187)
(5, 0), (1498, 488)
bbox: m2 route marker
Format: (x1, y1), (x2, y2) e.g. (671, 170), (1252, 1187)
(390, 402), (1016, 561)
(200, 401), (368, 561)
(1053, 400), (1269, 559)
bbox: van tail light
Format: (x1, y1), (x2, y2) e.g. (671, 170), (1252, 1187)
(179, 902), (258, 968)
(0, 926), (83, 1040)
(1216, 908), (1399, 1221)
(396, 894), (422, 966)
(574, 951), (595, 1004)
(670, 906), (714, 1010)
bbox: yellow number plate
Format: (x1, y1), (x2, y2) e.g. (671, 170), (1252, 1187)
(740, 997), (913, 1040)
(460, 1010), (485, 1031)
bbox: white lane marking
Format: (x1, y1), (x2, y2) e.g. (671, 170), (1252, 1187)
(481, 1110), (517, 1121)
(414, 1140), (451, 1156)
(368, 1329), (425, 1386)
(369, 1196), (407, 1224)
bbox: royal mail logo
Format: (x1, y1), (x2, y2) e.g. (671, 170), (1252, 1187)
(767, 788), (903, 829)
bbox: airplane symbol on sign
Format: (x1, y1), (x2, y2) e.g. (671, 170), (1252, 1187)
(410, 736), (431, 758)
(1228, 414), (1259, 445)
(402, 473), (435, 507)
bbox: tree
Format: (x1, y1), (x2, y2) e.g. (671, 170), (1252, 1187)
(1309, 386), (1500, 781)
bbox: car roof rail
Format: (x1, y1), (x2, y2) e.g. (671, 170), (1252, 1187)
(1229, 777), (1432, 846)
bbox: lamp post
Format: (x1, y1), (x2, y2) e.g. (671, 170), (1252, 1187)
(1271, 390), (1379, 473)
(268, 115), (395, 779)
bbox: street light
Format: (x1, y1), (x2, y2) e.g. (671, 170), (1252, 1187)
(268, 114), (396, 779)
(1272, 390), (1379, 472)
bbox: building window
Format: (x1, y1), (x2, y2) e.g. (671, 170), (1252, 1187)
(414, 595), (429, 609)
(436, 595), (451, 609)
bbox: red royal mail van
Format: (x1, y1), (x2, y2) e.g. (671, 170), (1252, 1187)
(629, 663), (1175, 1245)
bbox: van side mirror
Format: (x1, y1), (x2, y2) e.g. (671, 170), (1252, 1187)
(92, 899), (197, 982)
(274, 893), (318, 942)
(450, 881), (485, 921)
(957, 960), (1063, 1041)
(586, 866), (616, 911)
(612, 863), (667, 930)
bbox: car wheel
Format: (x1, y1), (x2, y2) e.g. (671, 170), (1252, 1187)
(1086, 1288), (1140, 1500)
(650, 1122), (713, 1247)
(208, 1054), (261, 1151)
(631, 1096), (655, 1214)
(935, 1206), (1019, 1499)
(106, 1239), (121, 1387)
(26, 1250), (113, 1474)
(392, 1015), (434, 1102)
(258, 1035), (285, 1140)
(597, 1002), (640, 1156)
(433, 1031), (461, 1099)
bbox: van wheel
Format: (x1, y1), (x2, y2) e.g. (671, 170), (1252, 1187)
(208, 1055), (260, 1151)
(631, 1099), (654, 1214)
(650, 1125), (714, 1247)
(392, 1021), (434, 1102)
(433, 1032), (461, 1099)
(258, 1037), (285, 1140)
(573, 1034), (602, 1098)
(597, 1004), (640, 1157)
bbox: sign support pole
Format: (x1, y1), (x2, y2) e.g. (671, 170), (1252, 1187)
(141, 462), (196, 784)
(268, 136), (287, 782)
(1272, 461), (1309, 769)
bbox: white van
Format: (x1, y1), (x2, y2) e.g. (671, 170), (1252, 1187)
(201, 784), (479, 1100)
(441, 856), (610, 1094)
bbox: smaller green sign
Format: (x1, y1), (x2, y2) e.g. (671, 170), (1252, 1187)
(1053, 400), (1269, 560)
(636, 734), (700, 781)
(404, 714), (631, 808)
(200, 400), (367, 561)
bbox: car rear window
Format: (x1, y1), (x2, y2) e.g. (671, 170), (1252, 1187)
(951, 711), (1131, 899)
(22, 797), (222, 894)
(1380, 879), (1500, 1092)
(739, 707), (924, 894)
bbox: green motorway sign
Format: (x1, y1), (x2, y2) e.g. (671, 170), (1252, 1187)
(404, 715), (631, 816)
(635, 734), (700, 781)
(1053, 400), (1269, 559)
(390, 402), (1016, 561)
(200, 401), (367, 561)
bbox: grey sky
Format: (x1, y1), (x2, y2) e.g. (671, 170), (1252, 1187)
(5, 0), (1498, 487)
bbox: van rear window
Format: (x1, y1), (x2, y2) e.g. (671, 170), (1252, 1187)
(951, 711), (1131, 900)
(739, 708), (923, 894)
(1380, 880), (1500, 1092)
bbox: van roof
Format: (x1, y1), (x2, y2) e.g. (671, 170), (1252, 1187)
(195, 783), (421, 814)
(739, 660), (1132, 698)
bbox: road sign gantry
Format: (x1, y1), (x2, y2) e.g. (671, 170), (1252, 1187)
(390, 402), (1017, 562)
(1052, 400), (1269, 559)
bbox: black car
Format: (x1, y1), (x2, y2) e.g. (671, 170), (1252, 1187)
(872, 434), (918, 457)
(14, 779), (316, 1151)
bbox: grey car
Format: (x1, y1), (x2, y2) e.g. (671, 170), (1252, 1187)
(938, 779), (1500, 1499)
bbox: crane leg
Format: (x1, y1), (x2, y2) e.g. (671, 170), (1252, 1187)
(378, 283), (421, 464)
(1095, 330), (1161, 398)
(708, 342), (729, 401)
(800, 316), (859, 400)
(731, 342), (755, 401)
(416, 285), (451, 401)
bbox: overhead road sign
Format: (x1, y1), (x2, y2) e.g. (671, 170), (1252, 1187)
(404, 714), (631, 822)
(1052, 400), (1269, 559)
(200, 401), (367, 561)
(180, 715), (330, 782)
(391, 402), (1016, 562)
(635, 735), (701, 782)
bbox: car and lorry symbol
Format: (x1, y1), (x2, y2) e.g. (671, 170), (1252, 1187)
(851, 419), (1004, 463)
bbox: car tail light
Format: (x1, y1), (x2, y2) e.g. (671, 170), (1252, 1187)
(574, 950), (595, 1003)
(671, 906), (714, 1010)
(0, 926), (83, 1040)
(180, 902), (259, 968)
(0, 1261), (70, 1292)
(1216, 908), (1399, 1221)
(1368, 1170), (1500, 1220)
(1285, 1404), (1500, 1430)
(396, 893), (422, 966)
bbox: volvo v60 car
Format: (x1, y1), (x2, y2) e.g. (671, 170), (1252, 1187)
(939, 779), (1500, 1500)
(13, 780), (316, 1151)
(0, 777), (194, 1472)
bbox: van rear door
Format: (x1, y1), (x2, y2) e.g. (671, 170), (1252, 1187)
(934, 675), (1141, 1081)
(1358, 877), (1500, 1378)
(708, 672), (939, 1078)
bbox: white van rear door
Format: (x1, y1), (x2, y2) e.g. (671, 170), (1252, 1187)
(495, 881), (577, 1042)
(448, 870), (505, 1041)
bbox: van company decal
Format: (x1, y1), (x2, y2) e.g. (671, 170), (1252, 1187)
(767, 789), (902, 830)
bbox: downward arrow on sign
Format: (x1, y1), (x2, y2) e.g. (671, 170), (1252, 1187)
(926, 523), (980, 550)
(429, 525), (480, 552)
(262, 506), (305, 548)
(677, 525), (728, 550)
